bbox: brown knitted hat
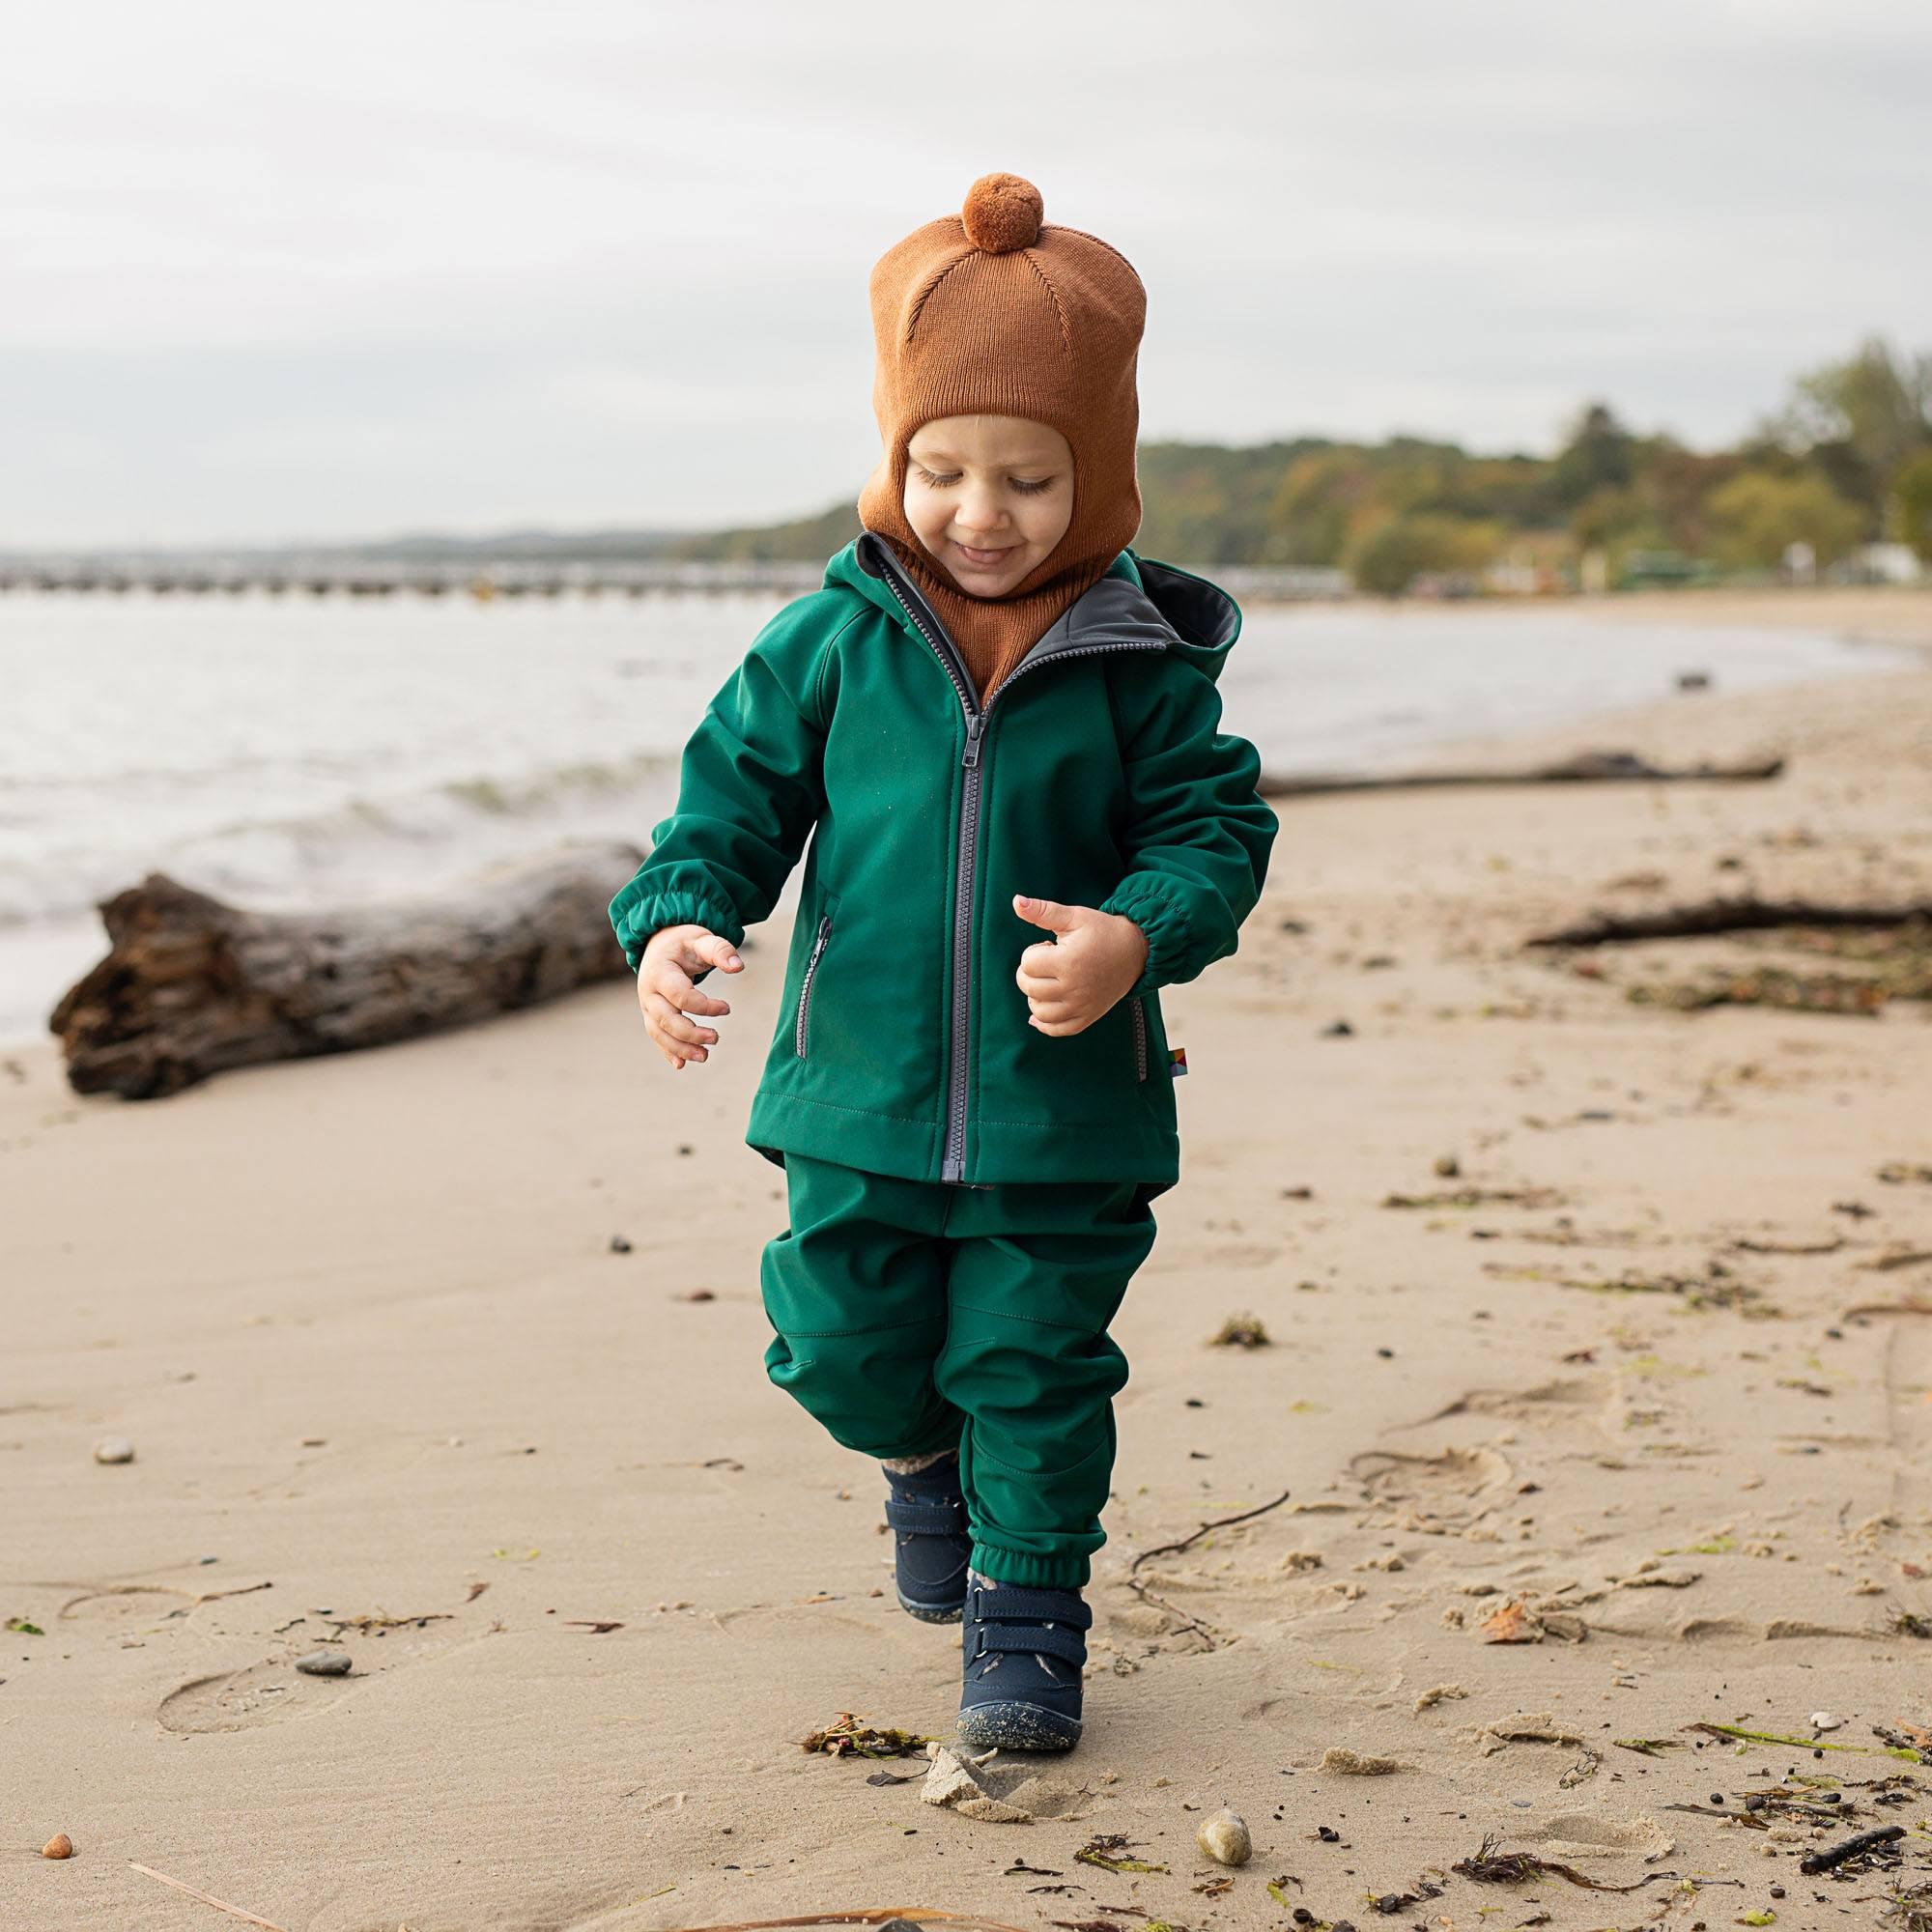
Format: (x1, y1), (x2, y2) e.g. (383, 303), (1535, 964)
(856, 172), (1147, 700)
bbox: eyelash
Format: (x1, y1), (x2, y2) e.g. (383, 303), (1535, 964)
(915, 468), (1055, 497)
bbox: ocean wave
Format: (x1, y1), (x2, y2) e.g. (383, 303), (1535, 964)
(0, 749), (676, 931)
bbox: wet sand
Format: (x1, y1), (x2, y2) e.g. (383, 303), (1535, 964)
(7, 590), (1932, 1930)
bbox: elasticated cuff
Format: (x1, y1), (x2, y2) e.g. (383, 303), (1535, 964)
(609, 887), (745, 972)
(1097, 876), (1193, 998)
(969, 1541), (1092, 1591)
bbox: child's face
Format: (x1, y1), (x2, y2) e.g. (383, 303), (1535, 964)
(902, 414), (1074, 598)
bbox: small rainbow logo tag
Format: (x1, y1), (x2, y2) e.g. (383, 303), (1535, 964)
(1169, 1047), (1188, 1077)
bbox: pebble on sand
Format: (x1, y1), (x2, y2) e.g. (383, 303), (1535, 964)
(43, 1833), (74, 1859)
(93, 1437), (134, 1464)
(1196, 1806), (1252, 1866)
(295, 1651), (352, 1677)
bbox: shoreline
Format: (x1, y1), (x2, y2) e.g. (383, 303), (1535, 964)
(7, 601), (1932, 1930)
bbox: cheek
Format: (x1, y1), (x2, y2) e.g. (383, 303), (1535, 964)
(1024, 492), (1074, 554)
(902, 480), (947, 546)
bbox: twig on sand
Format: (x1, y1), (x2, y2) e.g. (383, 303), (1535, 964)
(1800, 1825), (1907, 1874)
(1524, 895), (1932, 950)
(1128, 1489), (1294, 1574)
(1123, 1489), (1293, 1651)
(128, 1863), (288, 1930)
(683, 1916), (1028, 1931)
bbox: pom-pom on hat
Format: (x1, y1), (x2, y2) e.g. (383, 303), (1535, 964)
(857, 172), (1147, 700)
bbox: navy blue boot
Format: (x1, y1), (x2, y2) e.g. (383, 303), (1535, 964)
(883, 1458), (971, 1623)
(956, 1578), (1091, 1752)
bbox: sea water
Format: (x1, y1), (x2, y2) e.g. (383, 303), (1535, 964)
(0, 586), (1904, 1039)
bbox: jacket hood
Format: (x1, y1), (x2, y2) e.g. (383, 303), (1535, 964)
(828, 535), (1243, 688)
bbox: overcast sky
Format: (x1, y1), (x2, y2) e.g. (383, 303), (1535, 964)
(6, 0), (1927, 548)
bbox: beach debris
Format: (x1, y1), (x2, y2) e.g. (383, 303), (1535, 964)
(1800, 1824), (1907, 1874)
(1689, 1721), (1924, 1765)
(1477, 1598), (1542, 1643)
(7, 1616), (43, 1635)
(1208, 1312), (1270, 1348)
(1321, 1018), (1354, 1037)
(565, 1619), (624, 1634)
(42, 1833), (73, 1859)
(1381, 1185), (1563, 1211)
(295, 1650), (351, 1677)
(1074, 1833), (1168, 1874)
(1196, 1806), (1252, 1865)
(1321, 1747), (1408, 1776)
(608, 1234), (632, 1253)
(1878, 1163), (1932, 1186)
(1613, 1737), (1683, 1756)
(1527, 897), (1932, 951)
(1368, 1878), (1443, 1914)
(1414, 1682), (1466, 1713)
(1123, 1487), (1293, 1651)
(1450, 1831), (1671, 1892)
(1811, 1711), (1846, 1733)
(93, 1436), (135, 1464)
(1434, 1153), (1461, 1178)
(800, 1712), (932, 1759)
(1264, 750), (1783, 799)
(128, 1861), (290, 1930)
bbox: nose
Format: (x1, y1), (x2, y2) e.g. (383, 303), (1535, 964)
(952, 485), (1006, 536)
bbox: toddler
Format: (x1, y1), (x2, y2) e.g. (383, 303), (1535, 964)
(611, 172), (1276, 1751)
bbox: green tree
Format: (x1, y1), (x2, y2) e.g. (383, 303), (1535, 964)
(1549, 403), (1637, 512)
(1892, 448), (1932, 562)
(1346, 514), (1502, 596)
(1770, 337), (1931, 522)
(1702, 470), (1864, 572)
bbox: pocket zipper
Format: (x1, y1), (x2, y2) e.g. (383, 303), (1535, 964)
(794, 915), (832, 1058)
(1130, 998), (1149, 1083)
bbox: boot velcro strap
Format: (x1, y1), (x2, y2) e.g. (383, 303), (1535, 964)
(885, 1495), (966, 1536)
(969, 1586), (1094, 1632)
(974, 1622), (1088, 1668)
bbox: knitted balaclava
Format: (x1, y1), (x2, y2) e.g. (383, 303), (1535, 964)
(856, 172), (1147, 701)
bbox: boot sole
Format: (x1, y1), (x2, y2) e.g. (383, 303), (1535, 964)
(955, 1698), (1082, 1753)
(897, 1590), (965, 1624)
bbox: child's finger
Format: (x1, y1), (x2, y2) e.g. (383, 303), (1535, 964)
(1018, 939), (1064, 980)
(1027, 1012), (1087, 1037)
(645, 992), (719, 1046)
(677, 987), (733, 1018)
(689, 933), (746, 974)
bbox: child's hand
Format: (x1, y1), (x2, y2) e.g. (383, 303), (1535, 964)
(637, 924), (744, 1070)
(1011, 895), (1150, 1036)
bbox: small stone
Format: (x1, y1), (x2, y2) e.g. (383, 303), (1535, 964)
(1809, 1711), (1844, 1732)
(93, 1436), (134, 1464)
(1434, 1154), (1461, 1178)
(609, 1234), (633, 1253)
(295, 1650), (352, 1677)
(43, 1833), (73, 1859)
(1197, 1806), (1252, 1866)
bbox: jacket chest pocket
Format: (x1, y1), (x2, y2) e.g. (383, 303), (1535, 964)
(794, 914), (833, 1058)
(1129, 998), (1149, 1083)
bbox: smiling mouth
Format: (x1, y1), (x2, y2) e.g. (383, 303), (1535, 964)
(952, 540), (1019, 567)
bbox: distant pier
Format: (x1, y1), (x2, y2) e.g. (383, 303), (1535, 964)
(0, 554), (1352, 603)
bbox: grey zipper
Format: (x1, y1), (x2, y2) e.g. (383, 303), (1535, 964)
(864, 540), (1167, 1183)
(1130, 998), (1149, 1082)
(794, 913), (832, 1058)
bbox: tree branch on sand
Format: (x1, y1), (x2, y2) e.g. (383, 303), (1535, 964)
(49, 844), (640, 1100)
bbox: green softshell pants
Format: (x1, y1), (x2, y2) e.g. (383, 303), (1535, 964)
(760, 1154), (1159, 1589)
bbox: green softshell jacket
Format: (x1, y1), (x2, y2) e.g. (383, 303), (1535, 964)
(609, 531), (1277, 1187)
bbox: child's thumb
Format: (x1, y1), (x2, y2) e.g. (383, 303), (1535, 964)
(696, 931), (745, 972)
(1013, 894), (1083, 935)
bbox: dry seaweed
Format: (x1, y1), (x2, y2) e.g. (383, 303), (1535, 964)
(1689, 1720), (1924, 1765)
(1208, 1312), (1271, 1348)
(1074, 1834), (1168, 1875)
(798, 1712), (934, 1759)
(1382, 1185), (1563, 1210)
(1613, 1737), (1683, 1756)
(1449, 1833), (1671, 1893)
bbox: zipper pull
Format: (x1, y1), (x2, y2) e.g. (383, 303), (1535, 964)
(962, 710), (985, 770)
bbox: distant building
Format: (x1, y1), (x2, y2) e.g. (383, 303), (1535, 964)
(1840, 542), (1923, 585)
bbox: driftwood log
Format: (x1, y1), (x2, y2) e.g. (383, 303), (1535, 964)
(1260, 749), (1784, 799)
(49, 843), (641, 1099)
(1526, 897), (1932, 949)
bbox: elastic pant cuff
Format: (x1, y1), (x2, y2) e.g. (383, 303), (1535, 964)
(969, 1541), (1091, 1591)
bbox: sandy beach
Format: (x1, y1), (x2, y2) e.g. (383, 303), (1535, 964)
(8, 591), (1932, 1932)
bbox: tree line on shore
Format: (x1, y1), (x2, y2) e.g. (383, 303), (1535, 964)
(671, 335), (1932, 594)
